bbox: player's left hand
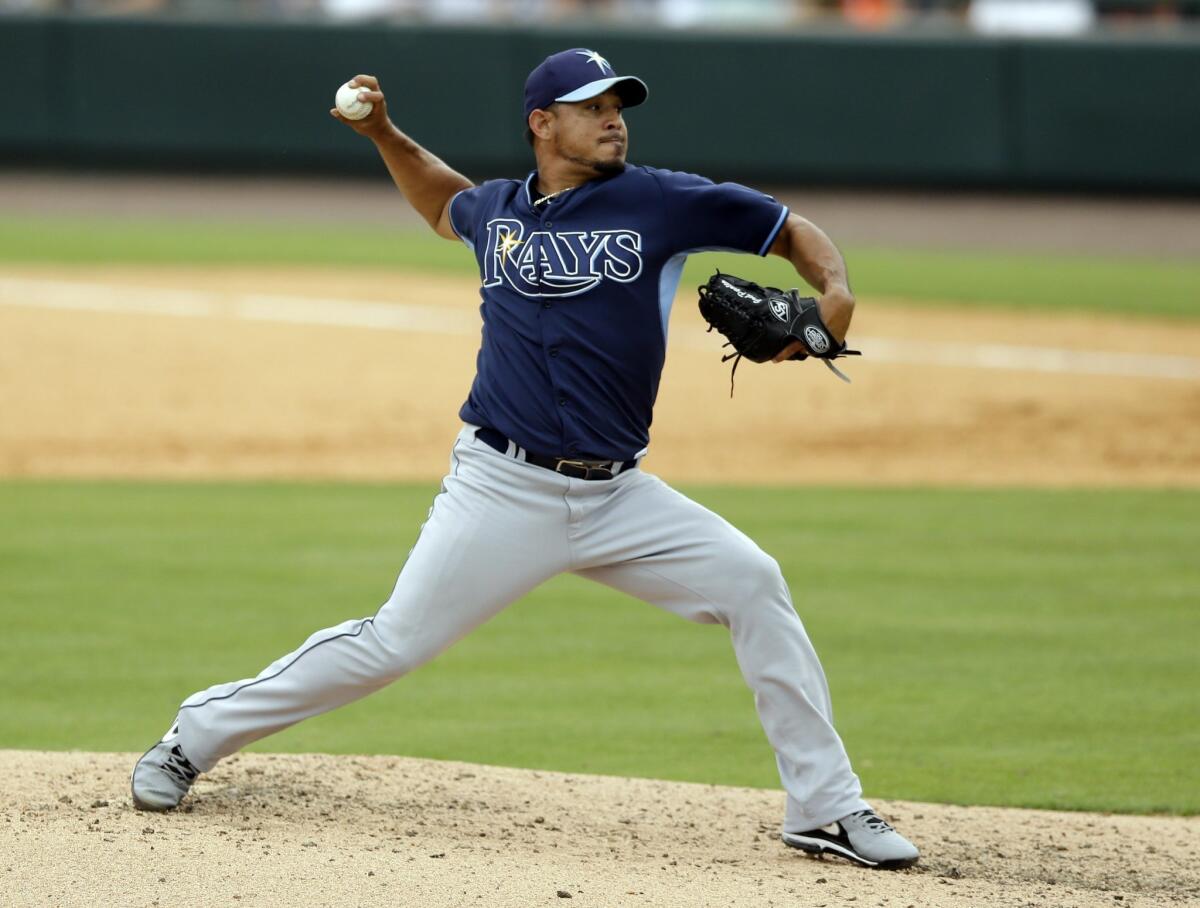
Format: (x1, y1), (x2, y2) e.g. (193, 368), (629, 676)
(771, 286), (855, 362)
(697, 271), (861, 394)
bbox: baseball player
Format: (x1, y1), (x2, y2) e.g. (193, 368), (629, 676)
(132, 48), (918, 870)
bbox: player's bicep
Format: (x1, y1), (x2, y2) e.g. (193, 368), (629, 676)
(768, 214), (795, 259)
(434, 199), (460, 241)
(440, 184), (481, 246)
(657, 170), (787, 256)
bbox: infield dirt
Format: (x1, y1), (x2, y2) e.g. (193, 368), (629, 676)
(2, 263), (1198, 486)
(4, 750), (1198, 908)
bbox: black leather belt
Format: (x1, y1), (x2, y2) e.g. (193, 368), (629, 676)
(474, 427), (638, 481)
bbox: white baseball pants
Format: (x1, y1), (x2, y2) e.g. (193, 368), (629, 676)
(175, 424), (868, 831)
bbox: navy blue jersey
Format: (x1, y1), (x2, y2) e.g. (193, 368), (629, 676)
(448, 164), (788, 461)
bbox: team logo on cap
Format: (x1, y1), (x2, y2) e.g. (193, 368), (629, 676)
(576, 50), (613, 74)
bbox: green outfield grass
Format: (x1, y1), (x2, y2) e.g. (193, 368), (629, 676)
(1, 480), (1196, 814)
(6, 216), (1200, 320)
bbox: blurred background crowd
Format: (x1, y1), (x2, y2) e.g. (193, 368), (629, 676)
(3, 0), (1198, 33)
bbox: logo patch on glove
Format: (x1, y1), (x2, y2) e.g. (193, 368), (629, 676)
(768, 297), (790, 321)
(803, 325), (830, 354)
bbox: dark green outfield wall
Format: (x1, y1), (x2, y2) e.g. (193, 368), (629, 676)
(2, 17), (1198, 190)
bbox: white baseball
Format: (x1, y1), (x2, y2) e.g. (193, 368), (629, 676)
(335, 81), (374, 121)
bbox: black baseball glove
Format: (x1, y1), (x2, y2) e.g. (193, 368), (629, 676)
(697, 271), (861, 394)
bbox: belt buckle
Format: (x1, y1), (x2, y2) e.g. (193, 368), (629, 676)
(555, 458), (614, 481)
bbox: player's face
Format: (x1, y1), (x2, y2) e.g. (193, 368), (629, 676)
(549, 90), (628, 175)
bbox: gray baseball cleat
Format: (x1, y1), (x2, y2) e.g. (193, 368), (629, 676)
(782, 808), (919, 870)
(131, 720), (200, 812)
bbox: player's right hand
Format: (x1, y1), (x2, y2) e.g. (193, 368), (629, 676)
(330, 74), (391, 139)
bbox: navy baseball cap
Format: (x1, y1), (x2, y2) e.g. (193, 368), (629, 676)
(523, 48), (648, 119)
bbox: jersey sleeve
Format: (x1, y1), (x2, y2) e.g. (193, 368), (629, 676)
(653, 169), (789, 257)
(447, 184), (486, 250)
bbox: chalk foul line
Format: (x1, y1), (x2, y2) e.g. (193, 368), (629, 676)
(1, 276), (1197, 382)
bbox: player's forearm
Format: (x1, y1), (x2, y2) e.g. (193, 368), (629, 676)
(773, 214), (855, 340)
(370, 125), (473, 232)
(776, 215), (850, 295)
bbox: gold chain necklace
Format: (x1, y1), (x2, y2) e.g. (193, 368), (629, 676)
(533, 186), (574, 207)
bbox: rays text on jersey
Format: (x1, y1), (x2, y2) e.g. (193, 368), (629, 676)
(482, 218), (643, 298)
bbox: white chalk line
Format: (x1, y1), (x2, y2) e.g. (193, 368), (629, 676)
(2, 276), (1198, 382)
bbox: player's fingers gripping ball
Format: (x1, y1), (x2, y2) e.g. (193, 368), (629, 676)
(335, 81), (374, 120)
(697, 271), (861, 393)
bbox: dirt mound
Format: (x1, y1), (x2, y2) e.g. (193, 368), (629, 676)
(3, 750), (1196, 907)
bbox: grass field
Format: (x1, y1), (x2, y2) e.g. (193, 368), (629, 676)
(7, 215), (1200, 319)
(1, 480), (1196, 815)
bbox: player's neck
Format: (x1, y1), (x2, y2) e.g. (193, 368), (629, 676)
(533, 170), (586, 200)
(532, 153), (613, 199)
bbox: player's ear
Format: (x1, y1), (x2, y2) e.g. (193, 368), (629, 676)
(528, 107), (556, 142)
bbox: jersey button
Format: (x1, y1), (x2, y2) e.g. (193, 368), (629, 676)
(558, 397), (567, 407)
(542, 302), (552, 310)
(549, 347), (559, 358)
(545, 222), (553, 228)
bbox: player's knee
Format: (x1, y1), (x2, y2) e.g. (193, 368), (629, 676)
(372, 624), (444, 679)
(725, 549), (789, 619)
(374, 639), (425, 679)
(748, 549), (787, 595)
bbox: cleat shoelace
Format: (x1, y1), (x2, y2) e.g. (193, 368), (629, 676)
(161, 745), (199, 785)
(852, 810), (895, 835)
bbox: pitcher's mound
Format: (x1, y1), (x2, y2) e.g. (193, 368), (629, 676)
(2, 750), (1196, 907)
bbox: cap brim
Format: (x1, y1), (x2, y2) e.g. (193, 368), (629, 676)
(555, 75), (648, 107)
